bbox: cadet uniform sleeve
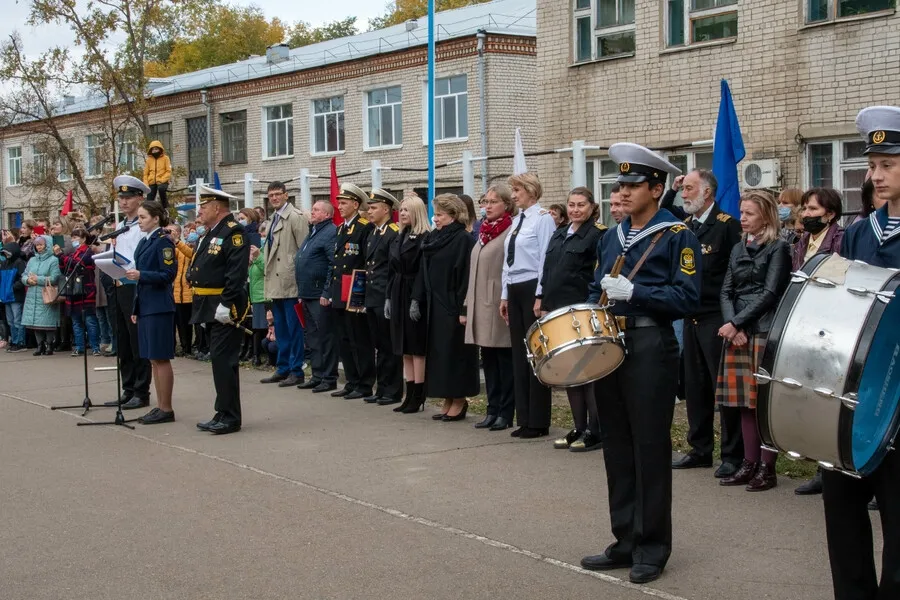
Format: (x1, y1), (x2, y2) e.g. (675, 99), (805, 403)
(221, 230), (250, 312)
(139, 239), (177, 285)
(630, 227), (702, 317)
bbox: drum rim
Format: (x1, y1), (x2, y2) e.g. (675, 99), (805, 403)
(526, 303), (618, 341)
(536, 338), (625, 387)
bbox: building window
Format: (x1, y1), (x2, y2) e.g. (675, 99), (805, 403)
(221, 110), (247, 164)
(118, 131), (138, 173)
(312, 96), (345, 155)
(86, 134), (106, 177)
(7, 211), (24, 229)
(7, 146), (22, 187)
(807, 0), (895, 23)
(57, 138), (74, 182)
(432, 75), (468, 142)
(665, 150), (714, 207)
(148, 122), (173, 155)
(32, 145), (47, 180)
(667, 0), (738, 47)
(806, 139), (868, 221)
(366, 86), (403, 149)
(263, 104), (294, 159)
(573, 0), (635, 63)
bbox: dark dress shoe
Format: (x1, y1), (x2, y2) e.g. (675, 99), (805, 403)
(363, 394), (381, 404)
(197, 414), (222, 431)
(441, 401), (468, 422)
(432, 412), (448, 420)
(377, 397), (401, 406)
(330, 387), (353, 397)
(137, 407), (160, 423)
(519, 427), (549, 439)
(104, 395), (131, 407)
(629, 564), (662, 584)
(139, 409), (175, 425)
(260, 373), (289, 384)
(672, 453), (713, 469)
(121, 397), (150, 410)
(746, 462), (777, 492)
(345, 390), (368, 400)
(510, 426), (526, 437)
(580, 552), (631, 571)
(794, 468), (823, 495)
(554, 428), (582, 449)
(296, 379), (323, 390)
(474, 415), (497, 429)
(489, 417), (511, 431)
(207, 421), (241, 435)
(312, 382), (338, 393)
(720, 460), (759, 486)
(569, 430), (602, 452)
(714, 461), (740, 478)
(277, 374), (302, 387)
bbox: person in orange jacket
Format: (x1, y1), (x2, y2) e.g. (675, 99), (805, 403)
(143, 140), (172, 208)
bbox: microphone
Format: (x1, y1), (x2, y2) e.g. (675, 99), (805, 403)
(87, 213), (116, 232)
(99, 224), (131, 242)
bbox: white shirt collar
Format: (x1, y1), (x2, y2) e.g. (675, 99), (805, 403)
(695, 202), (715, 224)
(273, 204), (290, 218)
(523, 203), (542, 217)
(145, 226), (161, 239)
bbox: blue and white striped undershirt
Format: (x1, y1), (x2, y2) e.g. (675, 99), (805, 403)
(883, 217), (900, 240)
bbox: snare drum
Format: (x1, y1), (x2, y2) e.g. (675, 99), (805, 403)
(525, 303), (624, 387)
(756, 254), (900, 476)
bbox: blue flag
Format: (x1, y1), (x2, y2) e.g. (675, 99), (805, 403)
(213, 171), (222, 190)
(712, 80), (745, 218)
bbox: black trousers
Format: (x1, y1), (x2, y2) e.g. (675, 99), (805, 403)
(823, 451), (900, 600)
(147, 183), (168, 208)
(482, 346), (515, 421)
(683, 314), (743, 463)
(174, 302), (193, 354)
(114, 285), (151, 400)
(302, 300), (338, 385)
(595, 325), (679, 568)
(367, 308), (403, 400)
(208, 321), (242, 425)
(507, 280), (551, 428)
(335, 308), (375, 394)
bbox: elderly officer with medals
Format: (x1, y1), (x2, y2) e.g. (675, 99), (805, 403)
(327, 183), (376, 400)
(582, 143), (702, 585)
(189, 185), (250, 435)
(822, 106), (900, 600)
(365, 188), (403, 405)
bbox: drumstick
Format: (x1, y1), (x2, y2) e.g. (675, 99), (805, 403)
(599, 255), (626, 306)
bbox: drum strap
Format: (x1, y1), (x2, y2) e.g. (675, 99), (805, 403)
(625, 230), (667, 282)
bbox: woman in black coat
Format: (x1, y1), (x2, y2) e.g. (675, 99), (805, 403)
(415, 194), (480, 421)
(386, 195), (431, 413)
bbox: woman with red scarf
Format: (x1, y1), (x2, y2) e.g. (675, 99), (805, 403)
(55, 227), (100, 355)
(463, 185), (516, 430)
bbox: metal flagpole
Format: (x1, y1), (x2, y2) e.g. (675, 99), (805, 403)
(427, 0), (436, 218)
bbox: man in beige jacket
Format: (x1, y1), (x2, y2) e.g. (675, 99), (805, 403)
(259, 181), (310, 387)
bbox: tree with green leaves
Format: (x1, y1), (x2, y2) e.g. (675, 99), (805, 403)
(368, 0), (491, 30)
(287, 17), (358, 49)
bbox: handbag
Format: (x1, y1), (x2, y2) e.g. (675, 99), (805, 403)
(42, 278), (63, 305)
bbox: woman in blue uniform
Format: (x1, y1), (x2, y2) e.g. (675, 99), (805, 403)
(125, 201), (177, 425)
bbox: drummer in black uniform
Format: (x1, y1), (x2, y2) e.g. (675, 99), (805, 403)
(582, 143), (701, 585)
(189, 186), (250, 435)
(822, 106), (900, 600)
(364, 188), (403, 406)
(327, 183), (376, 400)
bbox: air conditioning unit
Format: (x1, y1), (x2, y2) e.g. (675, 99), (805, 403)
(741, 159), (780, 189)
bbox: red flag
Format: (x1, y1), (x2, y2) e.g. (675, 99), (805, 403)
(61, 190), (73, 216)
(330, 157), (343, 226)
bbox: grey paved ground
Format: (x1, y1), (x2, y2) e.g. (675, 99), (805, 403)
(0, 351), (877, 599)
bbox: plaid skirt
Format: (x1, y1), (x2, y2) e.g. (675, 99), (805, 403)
(716, 334), (767, 409)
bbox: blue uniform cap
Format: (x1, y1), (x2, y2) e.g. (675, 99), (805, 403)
(113, 175), (151, 197)
(856, 106), (900, 156)
(609, 143), (682, 184)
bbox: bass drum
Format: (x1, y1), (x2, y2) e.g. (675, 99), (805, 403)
(757, 253), (900, 476)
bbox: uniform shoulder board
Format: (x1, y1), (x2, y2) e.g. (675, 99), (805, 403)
(227, 220), (238, 228)
(717, 212), (732, 222)
(670, 223), (688, 234)
(594, 222), (608, 231)
(358, 217), (369, 225)
(389, 223), (400, 232)
(539, 209), (548, 215)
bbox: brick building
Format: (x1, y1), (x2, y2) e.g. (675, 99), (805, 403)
(0, 0), (537, 226)
(535, 0), (899, 226)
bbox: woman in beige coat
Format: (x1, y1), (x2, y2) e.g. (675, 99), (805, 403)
(464, 184), (516, 431)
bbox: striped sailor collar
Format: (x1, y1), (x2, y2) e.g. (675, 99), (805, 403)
(868, 205), (900, 245)
(616, 208), (684, 252)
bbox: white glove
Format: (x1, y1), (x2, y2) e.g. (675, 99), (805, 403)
(601, 276), (634, 302)
(215, 303), (233, 324)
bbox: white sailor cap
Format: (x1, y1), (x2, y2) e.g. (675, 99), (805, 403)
(608, 143), (682, 184)
(856, 106), (900, 156)
(197, 184), (237, 205)
(368, 188), (398, 209)
(337, 182), (369, 208)
(113, 175), (151, 197)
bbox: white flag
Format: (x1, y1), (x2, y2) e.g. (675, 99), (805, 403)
(513, 127), (528, 175)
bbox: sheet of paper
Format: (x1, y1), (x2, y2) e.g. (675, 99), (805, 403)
(95, 252), (135, 285)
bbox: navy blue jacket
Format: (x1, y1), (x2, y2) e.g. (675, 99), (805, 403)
(295, 220), (337, 300)
(243, 221), (262, 249)
(841, 205), (900, 268)
(133, 229), (177, 316)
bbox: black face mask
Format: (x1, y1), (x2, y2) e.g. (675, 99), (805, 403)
(802, 216), (829, 235)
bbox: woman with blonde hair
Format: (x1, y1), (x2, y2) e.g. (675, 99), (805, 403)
(386, 195), (432, 413)
(716, 190), (791, 492)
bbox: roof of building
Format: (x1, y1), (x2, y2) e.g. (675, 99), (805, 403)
(55, 0), (536, 118)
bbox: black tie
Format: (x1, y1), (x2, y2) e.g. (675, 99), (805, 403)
(506, 213), (526, 267)
(690, 218), (701, 232)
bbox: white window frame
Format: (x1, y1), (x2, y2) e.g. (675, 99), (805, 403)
(423, 75), (469, 144)
(804, 0), (896, 24)
(364, 86), (403, 151)
(665, 0), (738, 48)
(220, 110), (247, 165)
(117, 131), (138, 173)
(572, 0), (636, 63)
(32, 145), (47, 180)
(7, 146), (22, 187)
(311, 96), (346, 156)
(803, 139), (869, 221)
(86, 133), (106, 178)
(262, 104), (294, 160)
(57, 138), (74, 182)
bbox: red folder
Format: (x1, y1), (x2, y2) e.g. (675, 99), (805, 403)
(340, 274), (352, 303)
(293, 300), (307, 328)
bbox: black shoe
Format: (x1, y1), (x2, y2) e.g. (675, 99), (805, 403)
(331, 387), (353, 397)
(345, 390), (368, 400)
(474, 415), (497, 429)
(510, 426), (526, 437)
(45, 348), (54, 356)
(312, 382), (338, 394)
(103, 395), (132, 407)
(714, 461), (740, 478)
(519, 427), (549, 439)
(207, 421), (241, 435)
(33, 343), (45, 356)
(441, 401), (468, 422)
(580, 552), (632, 571)
(121, 397), (150, 410)
(554, 428), (582, 449)
(432, 412), (448, 420)
(363, 394), (381, 404)
(487, 417), (510, 431)
(260, 373), (289, 384)
(137, 407), (161, 423)
(401, 383), (426, 413)
(377, 396), (401, 406)
(277, 374), (302, 387)
(672, 453), (713, 469)
(629, 564), (663, 584)
(197, 414), (222, 431)
(297, 379), (323, 390)
(7, 344), (25, 353)
(140, 409), (174, 425)
(795, 469), (823, 495)
(569, 430), (602, 452)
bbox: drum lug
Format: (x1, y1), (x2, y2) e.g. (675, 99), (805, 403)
(761, 444), (780, 455)
(786, 450), (805, 461)
(779, 377), (803, 389)
(791, 270), (837, 288)
(818, 461), (835, 470)
(813, 387), (859, 410)
(754, 368), (772, 385)
(847, 286), (895, 303)
(589, 310), (602, 335)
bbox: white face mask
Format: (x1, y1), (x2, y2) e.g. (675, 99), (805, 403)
(238, 218), (248, 226)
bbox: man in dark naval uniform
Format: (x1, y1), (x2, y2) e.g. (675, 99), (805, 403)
(326, 182), (376, 400)
(662, 170), (744, 477)
(189, 186), (250, 435)
(822, 105), (900, 600)
(582, 143), (701, 585)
